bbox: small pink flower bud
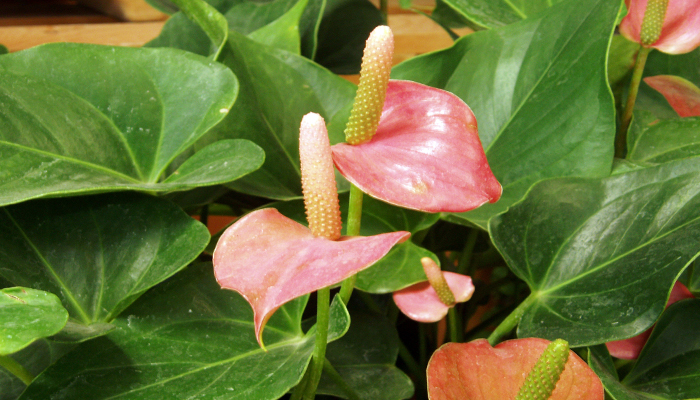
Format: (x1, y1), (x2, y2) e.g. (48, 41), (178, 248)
(344, 26), (394, 145)
(421, 257), (455, 307)
(299, 113), (342, 240)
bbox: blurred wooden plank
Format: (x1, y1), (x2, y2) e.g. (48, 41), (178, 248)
(77, 0), (167, 21)
(0, 0), (117, 26)
(0, 22), (165, 52)
(389, 14), (471, 64)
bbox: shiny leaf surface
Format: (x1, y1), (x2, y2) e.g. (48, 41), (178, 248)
(392, 0), (618, 228)
(489, 158), (700, 346)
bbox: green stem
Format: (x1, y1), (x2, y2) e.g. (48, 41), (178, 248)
(0, 355), (34, 386)
(339, 184), (364, 304)
(487, 294), (536, 346)
(379, 0), (388, 24)
(447, 307), (461, 343)
(290, 369), (310, 400)
(323, 358), (361, 400)
(302, 287), (331, 400)
(397, 339), (427, 394)
(617, 46), (651, 158)
(457, 229), (479, 275)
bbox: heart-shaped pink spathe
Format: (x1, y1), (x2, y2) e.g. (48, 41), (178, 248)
(427, 338), (604, 400)
(392, 272), (474, 323)
(331, 80), (502, 213)
(644, 75), (700, 117)
(606, 281), (694, 359)
(212, 208), (409, 346)
(620, 0), (700, 54)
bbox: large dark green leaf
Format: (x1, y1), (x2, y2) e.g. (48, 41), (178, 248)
(0, 44), (263, 206)
(210, 31), (355, 199)
(627, 111), (700, 164)
(318, 312), (414, 400)
(273, 194), (441, 292)
(392, 0), (618, 229)
(588, 345), (657, 400)
(589, 299), (700, 399)
(19, 263), (350, 400)
(489, 158), (700, 346)
(0, 288), (68, 355)
(0, 340), (74, 400)
(0, 193), (209, 330)
(169, 0), (229, 58)
(440, 0), (566, 29)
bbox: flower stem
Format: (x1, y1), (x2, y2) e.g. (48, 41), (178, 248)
(339, 184), (364, 303)
(617, 46), (651, 158)
(457, 229), (479, 276)
(447, 307), (462, 342)
(322, 357), (361, 400)
(487, 294), (536, 346)
(302, 287), (331, 400)
(0, 355), (34, 386)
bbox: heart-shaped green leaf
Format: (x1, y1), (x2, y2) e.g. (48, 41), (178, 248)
(318, 312), (414, 400)
(489, 158), (700, 346)
(392, 0), (618, 229)
(440, 0), (566, 29)
(0, 288), (68, 355)
(0, 193), (209, 331)
(273, 194), (441, 292)
(18, 263), (350, 400)
(589, 299), (700, 399)
(0, 44), (262, 207)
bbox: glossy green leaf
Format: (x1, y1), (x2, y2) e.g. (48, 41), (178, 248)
(608, 35), (639, 87)
(627, 111), (700, 164)
(273, 194), (441, 292)
(0, 288), (68, 355)
(393, 0), (618, 229)
(587, 345), (655, 400)
(440, 0), (566, 29)
(489, 158), (700, 346)
(314, 0), (382, 74)
(169, 0), (228, 58)
(0, 193), (210, 329)
(19, 263), (350, 400)
(248, 0), (309, 54)
(0, 340), (74, 400)
(0, 44), (260, 207)
(210, 31), (355, 199)
(318, 312), (414, 400)
(589, 300), (700, 399)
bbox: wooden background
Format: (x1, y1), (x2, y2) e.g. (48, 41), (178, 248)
(1, 0), (470, 65)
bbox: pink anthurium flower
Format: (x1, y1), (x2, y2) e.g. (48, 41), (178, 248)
(331, 26), (501, 213)
(213, 113), (409, 347)
(606, 281), (694, 359)
(620, 0), (700, 54)
(427, 338), (604, 400)
(393, 258), (474, 322)
(644, 75), (700, 117)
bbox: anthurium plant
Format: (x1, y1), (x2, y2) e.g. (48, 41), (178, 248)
(1, 0), (700, 398)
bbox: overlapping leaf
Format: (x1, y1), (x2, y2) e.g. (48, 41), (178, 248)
(18, 263), (350, 400)
(489, 158), (700, 346)
(0, 288), (68, 355)
(0, 193), (209, 333)
(0, 340), (74, 400)
(318, 312), (414, 400)
(590, 299), (700, 399)
(440, 0), (566, 29)
(392, 0), (618, 229)
(627, 110), (700, 164)
(0, 44), (263, 206)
